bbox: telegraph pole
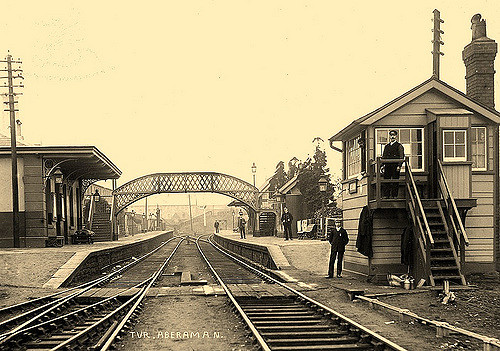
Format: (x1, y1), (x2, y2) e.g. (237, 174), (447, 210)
(0, 54), (23, 247)
(432, 9), (445, 79)
(188, 194), (194, 233)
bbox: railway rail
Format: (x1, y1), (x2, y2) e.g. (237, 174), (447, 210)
(2, 233), (494, 350)
(0, 236), (185, 350)
(197, 235), (407, 351)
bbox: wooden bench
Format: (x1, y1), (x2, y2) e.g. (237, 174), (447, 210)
(297, 224), (317, 240)
(71, 230), (94, 244)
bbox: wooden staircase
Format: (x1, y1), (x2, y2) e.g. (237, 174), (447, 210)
(405, 159), (469, 287)
(422, 200), (466, 286)
(90, 200), (113, 241)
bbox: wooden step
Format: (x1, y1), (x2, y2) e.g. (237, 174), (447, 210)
(431, 266), (459, 271)
(431, 256), (456, 262)
(432, 274), (463, 280)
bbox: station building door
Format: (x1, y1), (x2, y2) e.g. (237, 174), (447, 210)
(258, 212), (276, 236)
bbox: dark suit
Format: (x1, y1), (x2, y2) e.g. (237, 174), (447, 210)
(238, 218), (246, 239)
(281, 212), (293, 240)
(382, 141), (405, 198)
(327, 227), (349, 277)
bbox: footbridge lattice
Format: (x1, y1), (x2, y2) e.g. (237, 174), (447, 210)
(113, 172), (259, 214)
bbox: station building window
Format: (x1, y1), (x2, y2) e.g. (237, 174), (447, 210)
(376, 128), (424, 171)
(346, 135), (361, 178)
(471, 127), (486, 170)
(443, 130), (466, 162)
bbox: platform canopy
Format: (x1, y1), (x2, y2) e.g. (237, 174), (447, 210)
(0, 145), (121, 180)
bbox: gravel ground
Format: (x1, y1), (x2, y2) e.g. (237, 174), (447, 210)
(119, 296), (252, 351)
(0, 252), (74, 288)
(0, 252), (75, 309)
(379, 272), (500, 340)
(119, 239), (252, 350)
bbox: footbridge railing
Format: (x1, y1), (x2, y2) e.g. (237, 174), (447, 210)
(112, 172), (259, 214)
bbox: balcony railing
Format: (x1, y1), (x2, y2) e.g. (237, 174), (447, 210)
(368, 157), (408, 207)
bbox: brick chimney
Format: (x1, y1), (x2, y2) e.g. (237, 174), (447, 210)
(462, 14), (497, 109)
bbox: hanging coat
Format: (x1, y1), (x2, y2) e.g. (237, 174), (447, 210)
(356, 206), (373, 257)
(401, 226), (413, 265)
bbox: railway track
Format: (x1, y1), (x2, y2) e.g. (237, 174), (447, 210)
(0, 236), (185, 350)
(197, 235), (407, 351)
(8, 233), (489, 350)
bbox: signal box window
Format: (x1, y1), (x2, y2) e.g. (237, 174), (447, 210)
(443, 130), (466, 162)
(471, 127), (486, 170)
(376, 128), (424, 171)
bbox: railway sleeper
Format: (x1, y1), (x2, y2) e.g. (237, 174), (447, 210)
(250, 315), (320, 321)
(257, 325), (334, 332)
(254, 321), (328, 329)
(270, 343), (373, 351)
(262, 331), (349, 339)
(245, 311), (315, 317)
(267, 336), (364, 346)
(243, 307), (310, 312)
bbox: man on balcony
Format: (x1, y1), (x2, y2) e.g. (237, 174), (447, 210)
(381, 130), (405, 198)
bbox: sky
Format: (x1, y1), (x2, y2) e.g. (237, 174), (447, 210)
(1, 1), (500, 206)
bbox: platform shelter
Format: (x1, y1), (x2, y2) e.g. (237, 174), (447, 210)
(0, 144), (121, 247)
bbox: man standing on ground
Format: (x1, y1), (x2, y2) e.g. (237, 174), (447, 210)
(326, 219), (349, 278)
(381, 129), (405, 198)
(238, 213), (246, 239)
(214, 220), (220, 234)
(281, 207), (293, 241)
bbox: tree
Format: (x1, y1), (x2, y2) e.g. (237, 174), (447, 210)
(287, 157), (300, 179)
(297, 146), (336, 218)
(269, 161), (287, 192)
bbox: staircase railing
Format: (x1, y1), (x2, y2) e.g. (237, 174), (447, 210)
(87, 195), (95, 230)
(405, 158), (434, 282)
(437, 160), (470, 271)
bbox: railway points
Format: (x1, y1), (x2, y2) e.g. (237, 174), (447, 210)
(0, 229), (498, 350)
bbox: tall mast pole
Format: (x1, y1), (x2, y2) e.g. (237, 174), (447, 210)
(0, 54), (23, 247)
(432, 9), (445, 79)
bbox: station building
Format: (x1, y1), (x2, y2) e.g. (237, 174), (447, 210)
(0, 138), (121, 247)
(329, 15), (500, 285)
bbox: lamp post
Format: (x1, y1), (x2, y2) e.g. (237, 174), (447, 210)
(251, 162), (257, 187)
(318, 175), (328, 237)
(53, 168), (64, 238)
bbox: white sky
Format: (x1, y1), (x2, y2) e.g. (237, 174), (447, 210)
(2, 1), (500, 206)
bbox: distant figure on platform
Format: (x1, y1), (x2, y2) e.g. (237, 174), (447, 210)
(381, 129), (405, 198)
(214, 220), (220, 234)
(281, 207), (293, 241)
(326, 219), (349, 278)
(238, 214), (246, 239)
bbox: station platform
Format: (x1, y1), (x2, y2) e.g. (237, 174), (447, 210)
(215, 230), (422, 298)
(0, 231), (172, 290)
(0, 229), (418, 298)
